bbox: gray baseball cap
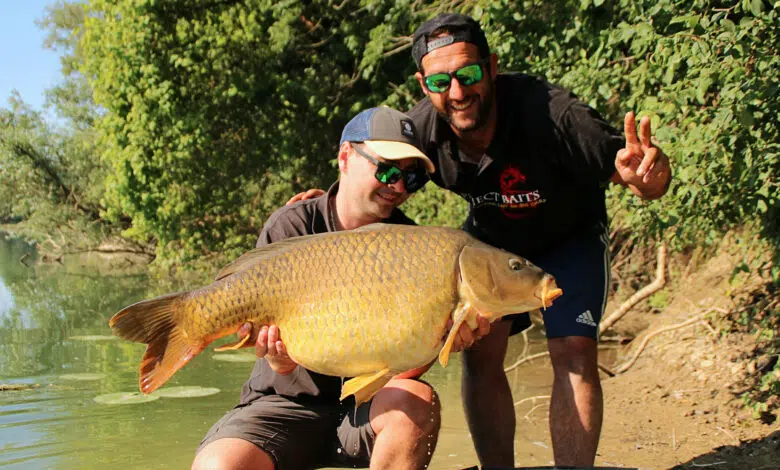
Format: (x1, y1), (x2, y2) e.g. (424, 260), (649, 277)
(339, 107), (435, 173)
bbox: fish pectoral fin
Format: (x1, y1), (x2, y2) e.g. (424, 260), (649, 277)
(438, 304), (471, 368)
(214, 332), (252, 352)
(340, 368), (393, 406)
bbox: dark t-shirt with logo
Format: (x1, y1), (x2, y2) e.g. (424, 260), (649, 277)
(238, 182), (415, 405)
(408, 73), (625, 257)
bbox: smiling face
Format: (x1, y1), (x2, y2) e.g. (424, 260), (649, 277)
(339, 142), (417, 221)
(416, 42), (498, 136)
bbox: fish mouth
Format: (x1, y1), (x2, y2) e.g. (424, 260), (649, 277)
(536, 276), (563, 309)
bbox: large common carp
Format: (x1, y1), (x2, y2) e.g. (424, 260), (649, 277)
(110, 224), (562, 404)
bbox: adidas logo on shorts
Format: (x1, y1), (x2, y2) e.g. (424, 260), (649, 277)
(576, 310), (597, 327)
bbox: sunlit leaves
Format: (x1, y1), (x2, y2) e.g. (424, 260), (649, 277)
(483, 0), (778, 254)
(78, 0), (430, 265)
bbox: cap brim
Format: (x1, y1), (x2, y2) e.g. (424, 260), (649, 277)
(364, 140), (436, 173)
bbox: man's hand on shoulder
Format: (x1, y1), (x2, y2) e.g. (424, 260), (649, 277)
(286, 188), (325, 206)
(612, 111), (672, 200)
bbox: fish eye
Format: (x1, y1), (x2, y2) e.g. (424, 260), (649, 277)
(509, 259), (525, 271)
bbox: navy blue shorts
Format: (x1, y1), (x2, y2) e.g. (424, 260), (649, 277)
(506, 227), (611, 339)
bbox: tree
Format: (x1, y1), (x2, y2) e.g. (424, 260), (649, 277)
(79, 0), (437, 264)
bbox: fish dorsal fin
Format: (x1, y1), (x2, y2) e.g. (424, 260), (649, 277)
(217, 223), (402, 280)
(215, 232), (338, 281)
(458, 244), (505, 306)
(351, 222), (396, 232)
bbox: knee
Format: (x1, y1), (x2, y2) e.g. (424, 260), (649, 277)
(192, 449), (227, 470)
(548, 336), (598, 377)
(192, 439), (273, 470)
(375, 380), (440, 435)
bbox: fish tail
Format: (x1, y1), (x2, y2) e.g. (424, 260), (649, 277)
(109, 292), (205, 394)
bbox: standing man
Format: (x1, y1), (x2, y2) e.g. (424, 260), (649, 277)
(193, 107), (446, 470)
(408, 13), (672, 467)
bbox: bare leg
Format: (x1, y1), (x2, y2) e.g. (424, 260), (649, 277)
(192, 437), (275, 470)
(548, 335), (603, 466)
(462, 320), (515, 466)
(368, 378), (441, 469)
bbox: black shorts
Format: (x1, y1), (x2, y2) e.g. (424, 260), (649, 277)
(197, 394), (375, 470)
(507, 227), (611, 339)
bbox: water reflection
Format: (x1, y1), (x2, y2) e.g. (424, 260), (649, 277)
(0, 277), (14, 319)
(0, 233), (568, 469)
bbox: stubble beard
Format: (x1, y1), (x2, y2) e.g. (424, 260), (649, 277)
(437, 81), (495, 134)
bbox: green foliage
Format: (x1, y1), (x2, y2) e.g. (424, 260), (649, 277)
(726, 267), (779, 419)
(5, 0), (778, 271)
(0, 94), (109, 247)
(647, 290), (669, 310)
(479, 0), (778, 258)
(401, 183), (469, 228)
(78, 0), (432, 264)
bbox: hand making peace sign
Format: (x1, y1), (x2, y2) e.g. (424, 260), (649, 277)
(613, 112), (672, 200)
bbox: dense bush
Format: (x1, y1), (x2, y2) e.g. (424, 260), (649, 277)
(2, 0), (776, 269)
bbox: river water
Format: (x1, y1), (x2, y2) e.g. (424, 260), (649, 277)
(0, 233), (565, 469)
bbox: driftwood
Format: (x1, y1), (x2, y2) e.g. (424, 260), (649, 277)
(614, 310), (717, 374)
(504, 310), (717, 377)
(504, 351), (550, 373)
(505, 349), (617, 377)
(600, 243), (667, 335)
(513, 394), (550, 408)
(503, 243), (669, 376)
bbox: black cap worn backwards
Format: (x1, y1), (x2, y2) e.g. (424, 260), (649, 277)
(411, 13), (491, 70)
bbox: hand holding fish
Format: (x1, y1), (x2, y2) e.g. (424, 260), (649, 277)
(613, 111), (671, 200)
(449, 314), (491, 352)
(109, 225), (562, 401)
(236, 322), (298, 375)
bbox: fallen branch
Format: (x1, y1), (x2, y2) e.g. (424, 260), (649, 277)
(504, 351), (549, 373)
(598, 363), (616, 377)
(600, 243), (667, 335)
(505, 349), (615, 376)
(513, 395), (550, 408)
(523, 403), (548, 422)
(519, 325), (533, 358)
(63, 247), (155, 257)
(615, 310), (715, 374)
(715, 426), (740, 446)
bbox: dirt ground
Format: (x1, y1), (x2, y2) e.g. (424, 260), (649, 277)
(592, 248), (779, 469)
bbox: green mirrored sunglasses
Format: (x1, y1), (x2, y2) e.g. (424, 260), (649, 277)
(423, 60), (487, 93)
(352, 145), (430, 193)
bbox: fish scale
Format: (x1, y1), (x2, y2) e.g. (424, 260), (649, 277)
(109, 224), (562, 403)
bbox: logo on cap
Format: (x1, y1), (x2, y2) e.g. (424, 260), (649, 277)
(426, 35), (455, 52)
(400, 119), (415, 138)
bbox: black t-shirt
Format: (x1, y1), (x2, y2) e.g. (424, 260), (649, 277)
(239, 182), (415, 405)
(409, 73), (624, 256)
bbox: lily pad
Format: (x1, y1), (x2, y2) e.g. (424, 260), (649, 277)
(1, 383), (41, 392)
(60, 373), (106, 381)
(152, 386), (220, 398)
(69, 335), (117, 341)
(94, 392), (159, 405)
(212, 353), (257, 363)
